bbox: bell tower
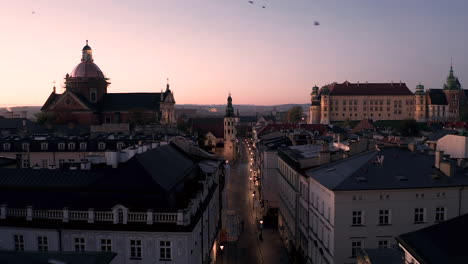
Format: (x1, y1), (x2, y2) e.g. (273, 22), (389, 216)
(224, 94), (237, 160)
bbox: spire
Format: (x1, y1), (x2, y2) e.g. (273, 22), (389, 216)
(52, 81), (56, 93)
(166, 77), (170, 91)
(449, 58), (454, 77)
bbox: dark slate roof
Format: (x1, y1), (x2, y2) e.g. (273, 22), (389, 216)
(135, 144), (197, 190)
(0, 117), (35, 130)
(306, 148), (468, 191)
(0, 250), (116, 264)
(0, 144), (204, 211)
(190, 118), (224, 138)
(258, 136), (292, 152)
(396, 213), (468, 264)
(99, 93), (161, 111)
(426, 89), (448, 105)
(327, 81), (414, 96)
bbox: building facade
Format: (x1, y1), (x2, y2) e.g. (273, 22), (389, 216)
(304, 148), (468, 264)
(42, 41), (176, 126)
(309, 66), (466, 124)
(0, 143), (223, 264)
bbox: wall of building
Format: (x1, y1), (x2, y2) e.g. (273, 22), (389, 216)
(327, 95), (415, 122)
(261, 150), (280, 209)
(331, 187), (468, 264)
(437, 135), (468, 159)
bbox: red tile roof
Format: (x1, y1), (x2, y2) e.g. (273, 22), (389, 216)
(351, 119), (375, 133)
(327, 81), (414, 96)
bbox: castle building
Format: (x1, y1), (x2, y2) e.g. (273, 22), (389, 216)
(309, 66), (465, 124)
(223, 94), (237, 161)
(41, 41), (176, 126)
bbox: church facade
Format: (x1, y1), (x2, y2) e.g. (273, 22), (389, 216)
(41, 42), (176, 126)
(309, 66), (466, 124)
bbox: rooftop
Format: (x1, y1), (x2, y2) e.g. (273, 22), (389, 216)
(0, 250), (116, 264)
(306, 147), (468, 191)
(326, 81), (414, 96)
(396, 213), (468, 264)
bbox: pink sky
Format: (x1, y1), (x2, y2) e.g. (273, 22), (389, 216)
(1, 0), (467, 107)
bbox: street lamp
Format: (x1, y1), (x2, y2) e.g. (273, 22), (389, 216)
(252, 192), (255, 209)
(220, 245), (224, 251)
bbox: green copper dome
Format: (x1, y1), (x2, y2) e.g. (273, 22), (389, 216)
(415, 84), (425, 95)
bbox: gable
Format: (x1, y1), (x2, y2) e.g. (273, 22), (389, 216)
(47, 92), (92, 111)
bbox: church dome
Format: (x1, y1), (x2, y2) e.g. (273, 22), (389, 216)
(69, 40), (105, 78)
(70, 62), (104, 78)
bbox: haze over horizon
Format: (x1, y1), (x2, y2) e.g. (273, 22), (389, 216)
(1, 0), (467, 107)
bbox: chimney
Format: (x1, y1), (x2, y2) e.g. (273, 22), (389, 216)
(435, 150), (443, 169)
(322, 142), (329, 152)
(408, 143), (416, 152)
(440, 161), (455, 177)
(357, 81), (359, 86)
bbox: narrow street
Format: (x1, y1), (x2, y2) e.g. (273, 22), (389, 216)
(220, 141), (289, 264)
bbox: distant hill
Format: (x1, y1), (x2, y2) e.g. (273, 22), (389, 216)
(0, 104), (310, 119)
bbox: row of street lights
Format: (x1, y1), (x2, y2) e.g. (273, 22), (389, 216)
(245, 138), (264, 241)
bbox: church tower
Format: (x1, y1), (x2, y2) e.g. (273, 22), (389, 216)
(309, 86), (321, 124)
(443, 64), (463, 121)
(320, 86), (330, 124)
(224, 94), (237, 161)
(414, 84), (426, 122)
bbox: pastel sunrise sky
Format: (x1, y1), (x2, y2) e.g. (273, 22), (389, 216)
(1, 0), (467, 106)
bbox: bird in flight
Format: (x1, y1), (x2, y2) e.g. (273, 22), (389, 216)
(314, 21), (320, 26)
(32, 11), (35, 14)
(248, 1), (253, 3)
(262, 6), (266, 8)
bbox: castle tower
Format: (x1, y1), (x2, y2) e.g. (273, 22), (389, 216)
(65, 40), (110, 103)
(414, 84), (426, 122)
(320, 86), (330, 124)
(309, 86), (321, 124)
(443, 64), (462, 121)
(224, 94), (237, 160)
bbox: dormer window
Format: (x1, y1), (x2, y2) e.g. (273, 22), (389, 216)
(68, 143), (75, 150)
(98, 142), (106, 150)
(3, 143), (10, 151)
(58, 143), (65, 150)
(90, 89), (97, 103)
(22, 143), (29, 151)
(116, 142), (125, 150)
(40, 143), (48, 151)
(79, 142), (87, 150)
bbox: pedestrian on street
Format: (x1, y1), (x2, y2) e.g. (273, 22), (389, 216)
(241, 220), (244, 232)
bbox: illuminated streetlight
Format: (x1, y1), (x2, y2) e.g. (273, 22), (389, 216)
(220, 245), (224, 251)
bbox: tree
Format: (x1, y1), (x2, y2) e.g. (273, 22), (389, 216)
(286, 106), (303, 123)
(176, 117), (189, 133)
(398, 119), (420, 137)
(35, 112), (56, 125)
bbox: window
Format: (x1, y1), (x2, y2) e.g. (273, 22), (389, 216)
(105, 117), (111, 123)
(435, 207), (446, 222)
(90, 90), (97, 102)
(14, 234), (24, 251)
(98, 142), (106, 150)
(160, 240), (172, 260)
(74, 237), (85, 252)
(59, 159), (65, 167)
(130, 240), (142, 259)
(101, 239), (112, 252)
(352, 211), (363, 225)
(22, 143), (29, 151)
(41, 159), (48, 168)
(37, 236), (48, 252)
(3, 143), (11, 151)
(40, 143), (48, 151)
(68, 143), (75, 150)
(351, 241), (362, 257)
(378, 240), (389, 249)
(414, 208), (425, 223)
(58, 143), (65, 150)
(79, 142), (87, 150)
(22, 159), (30, 168)
(117, 142), (125, 150)
(379, 209), (391, 225)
